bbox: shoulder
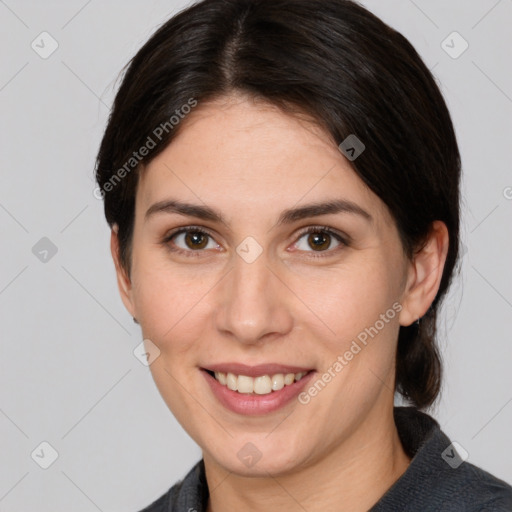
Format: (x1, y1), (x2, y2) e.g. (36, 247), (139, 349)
(371, 407), (512, 511)
(136, 481), (178, 512)
(136, 459), (207, 512)
(137, 490), (170, 512)
(437, 459), (512, 511)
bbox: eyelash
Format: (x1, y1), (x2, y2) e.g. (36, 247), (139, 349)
(161, 225), (349, 260)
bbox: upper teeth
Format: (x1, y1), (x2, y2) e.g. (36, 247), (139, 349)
(214, 371), (308, 395)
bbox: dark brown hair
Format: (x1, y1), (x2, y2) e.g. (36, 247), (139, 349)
(95, 0), (462, 409)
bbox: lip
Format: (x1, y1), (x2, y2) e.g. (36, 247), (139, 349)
(202, 362), (314, 378)
(201, 368), (316, 416)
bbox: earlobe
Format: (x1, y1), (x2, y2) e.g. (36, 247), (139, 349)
(110, 224), (136, 318)
(398, 220), (449, 327)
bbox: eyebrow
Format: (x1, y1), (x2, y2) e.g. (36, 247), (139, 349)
(144, 198), (373, 226)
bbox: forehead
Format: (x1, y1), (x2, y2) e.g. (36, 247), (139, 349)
(137, 94), (392, 228)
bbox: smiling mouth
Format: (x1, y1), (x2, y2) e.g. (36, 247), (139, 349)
(203, 369), (314, 395)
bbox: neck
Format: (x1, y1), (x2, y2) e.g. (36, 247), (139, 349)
(204, 403), (411, 512)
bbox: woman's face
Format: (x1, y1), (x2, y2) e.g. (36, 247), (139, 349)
(117, 94), (414, 476)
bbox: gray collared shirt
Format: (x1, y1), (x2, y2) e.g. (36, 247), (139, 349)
(139, 407), (512, 511)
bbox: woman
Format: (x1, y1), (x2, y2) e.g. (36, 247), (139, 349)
(95, 0), (512, 510)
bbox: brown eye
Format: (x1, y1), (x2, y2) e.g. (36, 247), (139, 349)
(307, 232), (331, 251)
(184, 231), (209, 249)
(165, 228), (219, 255)
(293, 227), (347, 256)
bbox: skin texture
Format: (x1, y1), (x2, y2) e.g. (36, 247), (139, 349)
(111, 93), (449, 511)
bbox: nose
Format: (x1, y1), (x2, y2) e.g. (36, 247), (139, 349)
(214, 248), (294, 345)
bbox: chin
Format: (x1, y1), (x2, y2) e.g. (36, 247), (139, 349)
(205, 438), (311, 478)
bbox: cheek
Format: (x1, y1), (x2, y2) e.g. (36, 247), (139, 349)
(290, 260), (399, 338)
(131, 257), (215, 356)
(131, 238), (402, 364)
(290, 259), (402, 401)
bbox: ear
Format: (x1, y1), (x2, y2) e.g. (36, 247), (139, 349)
(399, 220), (450, 326)
(110, 224), (136, 319)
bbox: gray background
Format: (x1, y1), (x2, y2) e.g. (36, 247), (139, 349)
(1, 0), (511, 510)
